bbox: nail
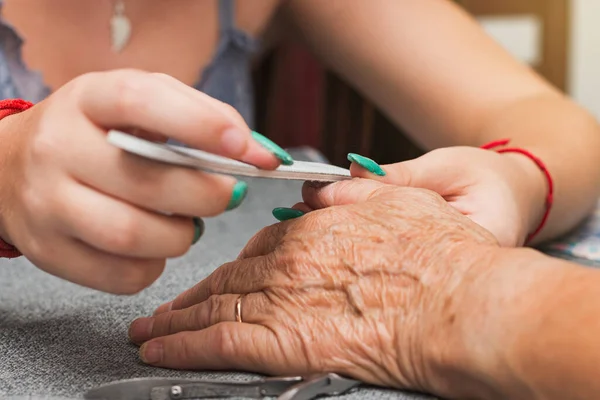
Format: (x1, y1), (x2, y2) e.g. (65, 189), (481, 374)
(272, 207), (305, 221)
(227, 181), (248, 211)
(153, 301), (173, 316)
(129, 317), (154, 344)
(251, 131), (294, 166)
(140, 341), (163, 364)
(192, 217), (204, 244)
(305, 181), (332, 189)
(347, 153), (386, 176)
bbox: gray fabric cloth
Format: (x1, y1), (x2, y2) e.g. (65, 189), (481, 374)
(0, 153), (435, 400)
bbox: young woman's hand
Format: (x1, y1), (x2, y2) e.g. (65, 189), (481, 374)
(345, 147), (547, 247)
(0, 69), (291, 294)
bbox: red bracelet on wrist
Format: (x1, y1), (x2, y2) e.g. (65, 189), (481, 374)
(480, 138), (554, 243)
(0, 98), (35, 258)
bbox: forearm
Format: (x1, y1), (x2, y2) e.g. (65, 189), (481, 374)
(460, 248), (600, 399)
(286, 0), (600, 242)
(474, 94), (600, 243)
(515, 261), (600, 399)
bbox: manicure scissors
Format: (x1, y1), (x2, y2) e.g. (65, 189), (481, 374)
(84, 373), (360, 400)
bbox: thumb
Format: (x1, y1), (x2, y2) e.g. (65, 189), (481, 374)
(349, 151), (463, 193)
(302, 178), (392, 210)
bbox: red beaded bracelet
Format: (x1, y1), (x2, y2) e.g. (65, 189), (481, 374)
(0, 99), (35, 258)
(480, 138), (554, 243)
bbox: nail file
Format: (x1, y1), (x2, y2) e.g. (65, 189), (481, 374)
(107, 130), (352, 182)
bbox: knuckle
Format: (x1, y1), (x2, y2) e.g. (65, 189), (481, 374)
(168, 223), (193, 257)
(205, 294), (224, 326)
(208, 267), (229, 296)
(67, 71), (110, 99)
(392, 164), (413, 187)
(160, 312), (176, 336)
(214, 100), (246, 126)
(29, 131), (59, 163)
(150, 312), (171, 337)
(21, 183), (48, 217)
(239, 226), (276, 257)
(171, 240), (190, 258)
(219, 101), (238, 117)
(170, 292), (187, 311)
(150, 72), (175, 82)
(112, 72), (152, 115)
(67, 72), (97, 91)
(283, 258), (309, 281)
(179, 333), (197, 359)
(105, 214), (141, 252)
(115, 260), (165, 294)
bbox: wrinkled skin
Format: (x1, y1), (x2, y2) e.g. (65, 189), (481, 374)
(129, 179), (500, 396)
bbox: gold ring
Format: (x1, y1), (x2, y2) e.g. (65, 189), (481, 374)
(235, 294), (245, 323)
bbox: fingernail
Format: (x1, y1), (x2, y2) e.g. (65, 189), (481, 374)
(192, 217), (204, 244)
(305, 181), (331, 189)
(153, 301), (173, 316)
(347, 153), (386, 176)
(140, 341), (162, 364)
(272, 207), (305, 221)
(251, 131), (294, 166)
(227, 181), (248, 211)
(129, 317), (154, 344)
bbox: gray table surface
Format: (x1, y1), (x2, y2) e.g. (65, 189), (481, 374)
(0, 150), (435, 400)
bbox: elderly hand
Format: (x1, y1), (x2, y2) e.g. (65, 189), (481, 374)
(346, 147), (547, 247)
(129, 179), (503, 396)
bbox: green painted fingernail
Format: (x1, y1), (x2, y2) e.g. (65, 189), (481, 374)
(227, 181), (248, 211)
(272, 207), (305, 221)
(251, 131), (294, 166)
(192, 217), (204, 244)
(347, 153), (386, 176)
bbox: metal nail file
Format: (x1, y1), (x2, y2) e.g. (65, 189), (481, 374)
(107, 130), (352, 182)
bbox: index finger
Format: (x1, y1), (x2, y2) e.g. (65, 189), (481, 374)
(76, 70), (292, 169)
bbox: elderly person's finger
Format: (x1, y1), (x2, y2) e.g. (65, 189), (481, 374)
(302, 178), (398, 210)
(236, 222), (290, 260)
(131, 293), (270, 344)
(154, 255), (279, 315)
(137, 324), (280, 373)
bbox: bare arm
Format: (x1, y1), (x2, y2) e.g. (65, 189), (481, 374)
(284, 0), (600, 242)
(466, 249), (600, 399)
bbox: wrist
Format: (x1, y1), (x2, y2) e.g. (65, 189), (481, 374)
(502, 152), (548, 242)
(480, 139), (553, 244)
(428, 246), (557, 399)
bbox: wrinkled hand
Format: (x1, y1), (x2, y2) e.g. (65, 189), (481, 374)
(129, 179), (499, 396)
(349, 147), (547, 246)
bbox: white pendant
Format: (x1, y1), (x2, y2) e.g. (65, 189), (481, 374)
(110, 1), (131, 53)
